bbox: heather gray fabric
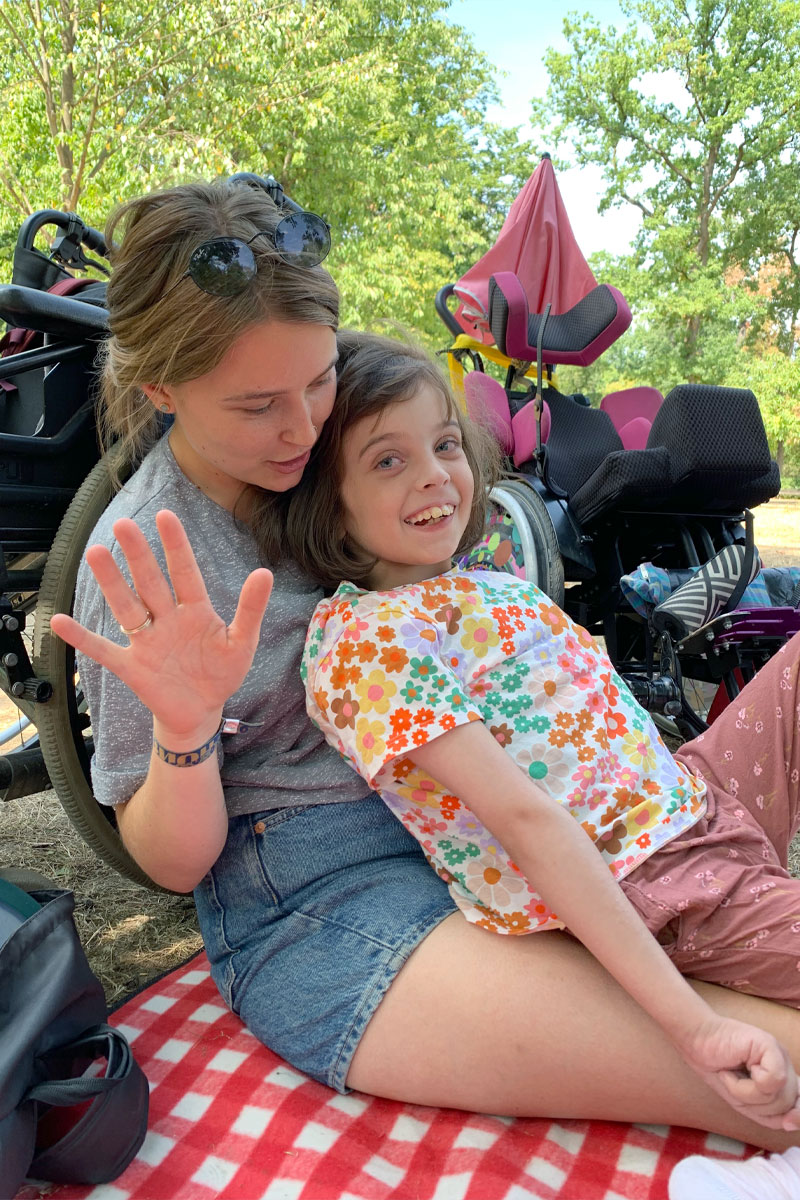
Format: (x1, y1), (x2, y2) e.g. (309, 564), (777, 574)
(75, 435), (370, 814)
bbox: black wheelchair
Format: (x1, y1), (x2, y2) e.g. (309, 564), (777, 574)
(1, 189), (798, 889)
(437, 272), (800, 739)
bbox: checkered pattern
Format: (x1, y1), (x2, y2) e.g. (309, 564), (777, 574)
(20, 953), (751, 1200)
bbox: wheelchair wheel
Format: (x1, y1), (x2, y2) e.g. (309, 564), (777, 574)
(490, 479), (565, 606)
(32, 449), (162, 890)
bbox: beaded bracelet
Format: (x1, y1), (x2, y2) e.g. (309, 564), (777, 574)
(153, 717), (262, 768)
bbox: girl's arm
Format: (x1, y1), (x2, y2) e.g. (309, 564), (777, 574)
(410, 720), (800, 1131)
(50, 510), (272, 892)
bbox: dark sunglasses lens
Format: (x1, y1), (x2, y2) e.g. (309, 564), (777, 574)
(273, 213), (331, 266)
(189, 238), (257, 296)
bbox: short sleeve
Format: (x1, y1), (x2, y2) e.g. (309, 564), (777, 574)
(74, 557), (154, 806)
(305, 601), (483, 786)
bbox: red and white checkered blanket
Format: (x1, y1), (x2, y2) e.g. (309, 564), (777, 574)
(23, 953), (751, 1200)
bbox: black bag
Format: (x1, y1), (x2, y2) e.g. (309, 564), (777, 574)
(0, 879), (149, 1194)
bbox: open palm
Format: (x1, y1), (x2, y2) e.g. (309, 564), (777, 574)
(49, 510), (273, 739)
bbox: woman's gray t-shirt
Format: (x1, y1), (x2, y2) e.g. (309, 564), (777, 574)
(75, 435), (370, 814)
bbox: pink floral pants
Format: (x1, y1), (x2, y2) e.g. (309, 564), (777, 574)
(620, 631), (800, 1005)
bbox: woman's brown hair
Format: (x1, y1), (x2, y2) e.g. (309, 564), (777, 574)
(269, 329), (501, 590)
(98, 178), (339, 478)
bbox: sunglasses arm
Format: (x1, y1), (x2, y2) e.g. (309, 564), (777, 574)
(226, 172), (304, 215)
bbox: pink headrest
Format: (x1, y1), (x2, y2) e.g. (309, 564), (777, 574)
(463, 371), (550, 466)
(600, 386), (663, 432)
(616, 415), (652, 451)
(464, 371), (513, 454)
(511, 398), (551, 467)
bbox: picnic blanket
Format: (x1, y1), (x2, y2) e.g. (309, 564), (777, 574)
(19, 952), (752, 1200)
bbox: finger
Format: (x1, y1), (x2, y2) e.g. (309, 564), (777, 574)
(229, 568), (273, 646)
(49, 612), (130, 677)
(83, 542), (158, 633)
(155, 509), (213, 608)
(111, 517), (178, 617)
(718, 1069), (795, 1118)
(749, 1048), (789, 1095)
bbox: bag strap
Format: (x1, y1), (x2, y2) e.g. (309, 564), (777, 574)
(27, 1022), (149, 1186)
(27, 1024), (134, 1105)
(722, 509), (757, 615)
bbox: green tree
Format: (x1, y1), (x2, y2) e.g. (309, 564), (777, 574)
(0, 0), (533, 339)
(535, 0), (800, 381)
(725, 348), (800, 479)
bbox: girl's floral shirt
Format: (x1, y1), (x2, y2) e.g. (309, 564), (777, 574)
(303, 569), (707, 935)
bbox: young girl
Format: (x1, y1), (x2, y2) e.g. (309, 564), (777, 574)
(286, 329), (800, 1199)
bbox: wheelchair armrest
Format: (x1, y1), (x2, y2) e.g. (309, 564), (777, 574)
(0, 284), (108, 339)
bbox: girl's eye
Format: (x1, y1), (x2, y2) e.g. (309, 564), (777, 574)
(245, 404), (274, 416)
(376, 453), (401, 469)
(436, 436), (461, 453)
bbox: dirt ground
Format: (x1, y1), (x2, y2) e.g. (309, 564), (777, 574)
(1, 496), (798, 1007)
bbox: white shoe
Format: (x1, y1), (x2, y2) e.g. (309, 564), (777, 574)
(669, 1148), (800, 1200)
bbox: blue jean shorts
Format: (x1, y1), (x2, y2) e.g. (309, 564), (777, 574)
(194, 795), (457, 1093)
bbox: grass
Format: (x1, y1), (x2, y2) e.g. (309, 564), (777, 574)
(0, 495), (798, 1005)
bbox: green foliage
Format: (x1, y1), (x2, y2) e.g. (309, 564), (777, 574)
(536, 0), (800, 462)
(724, 348), (800, 466)
(0, 0), (533, 339)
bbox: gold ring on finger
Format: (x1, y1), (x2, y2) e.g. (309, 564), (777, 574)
(120, 611), (153, 635)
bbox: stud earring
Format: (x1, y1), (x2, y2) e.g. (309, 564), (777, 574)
(159, 403), (170, 413)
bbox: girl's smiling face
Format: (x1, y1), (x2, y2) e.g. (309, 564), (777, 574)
(339, 383), (475, 591)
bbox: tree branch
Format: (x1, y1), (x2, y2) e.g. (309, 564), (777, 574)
(0, 2), (46, 87)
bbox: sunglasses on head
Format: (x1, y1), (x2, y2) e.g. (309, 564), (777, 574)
(164, 210), (331, 300)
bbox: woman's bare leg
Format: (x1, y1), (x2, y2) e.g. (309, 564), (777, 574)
(348, 914), (800, 1151)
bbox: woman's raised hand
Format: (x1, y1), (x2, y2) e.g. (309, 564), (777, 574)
(49, 509), (273, 740)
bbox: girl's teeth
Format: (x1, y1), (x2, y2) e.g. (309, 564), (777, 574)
(408, 504), (454, 524)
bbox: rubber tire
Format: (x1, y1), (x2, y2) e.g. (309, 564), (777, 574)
(32, 448), (163, 890)
(489, 478), (565, 606)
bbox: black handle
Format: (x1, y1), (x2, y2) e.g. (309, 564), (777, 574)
(435, 284), (464, 339)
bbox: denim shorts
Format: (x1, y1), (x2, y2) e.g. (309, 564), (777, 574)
(194, 795), (457, 1093)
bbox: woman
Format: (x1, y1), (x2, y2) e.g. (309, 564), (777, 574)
(52, 178), (800, 1151)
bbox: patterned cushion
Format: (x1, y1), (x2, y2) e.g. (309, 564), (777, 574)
(457, 504), (527, 578)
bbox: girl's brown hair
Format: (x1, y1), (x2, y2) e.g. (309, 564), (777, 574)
(272, 329), (501, 590)
(98, 179), (339, 476)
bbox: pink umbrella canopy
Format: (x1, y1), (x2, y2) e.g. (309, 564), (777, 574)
(453, 154), (597, 345)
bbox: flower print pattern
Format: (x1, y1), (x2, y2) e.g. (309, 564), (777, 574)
(355, 670), (397, 714)
(303, 568), (707, 936)
(331, 690), (360, 729)
(460, 616), (500, 658)
(435, 604), (463, 634)
(465, 851), (526, 909)
(355, 717), (386, 766)
(516, 742), (571, 794)
(398, 620), (438, 655)
(621, 730), (657, 771)
(379, 645), (409, 673)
